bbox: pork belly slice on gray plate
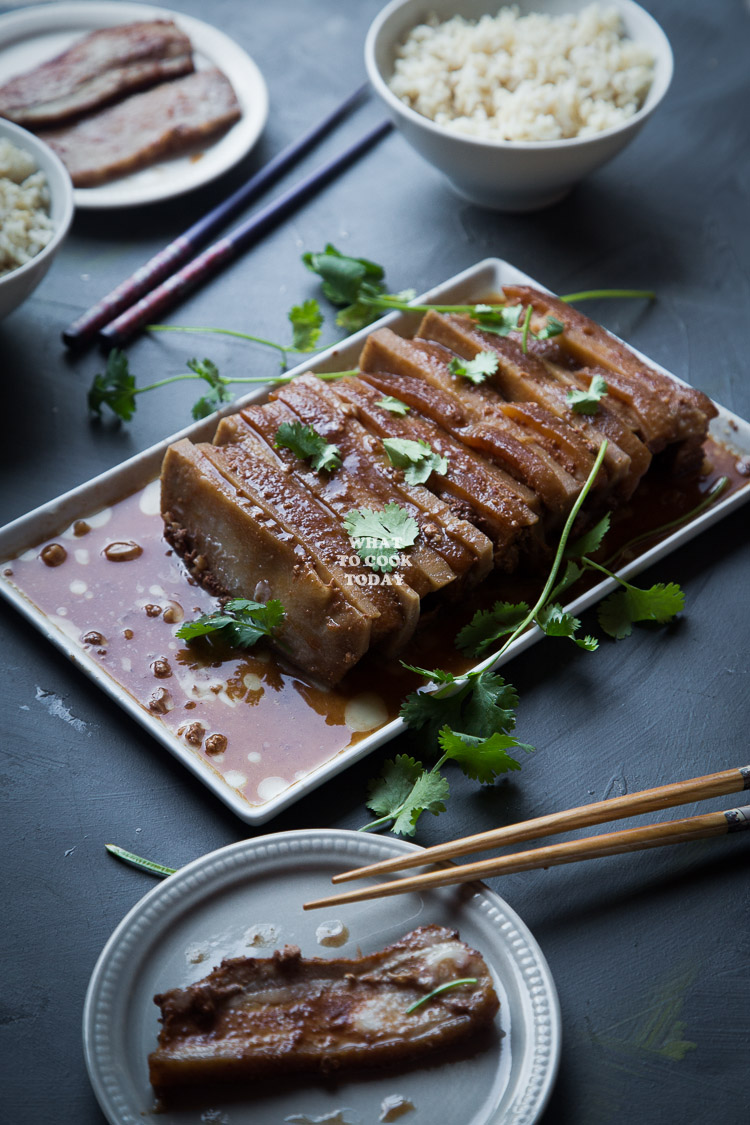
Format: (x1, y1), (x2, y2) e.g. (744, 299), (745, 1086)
(0, 20), (194, 128)
(148, 924), (499, 1090)
(40, 68), (240, 187)
(358, 330), (581, 521)
(329, 374), (541, 569)
(502, 285), (718, 471)
(216, 402), (459, 599)
(271, 375), (494, 587)
(161, 438), (418, 685)
(419, 310), (650, 501)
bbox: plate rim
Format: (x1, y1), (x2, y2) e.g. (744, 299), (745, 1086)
(0, 0), (269, 209)
(2, 256), (749, 823)
(82, 827), (563, 1125)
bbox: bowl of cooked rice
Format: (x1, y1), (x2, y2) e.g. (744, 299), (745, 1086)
(0, 117), (74, 320)
(365, 0), (673, 210)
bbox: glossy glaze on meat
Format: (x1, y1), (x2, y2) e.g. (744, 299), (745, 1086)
(0, 21), (194, 128)
(148, 925), (499, 1090)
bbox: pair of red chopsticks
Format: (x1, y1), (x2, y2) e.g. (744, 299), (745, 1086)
(63, 85), (391, 350)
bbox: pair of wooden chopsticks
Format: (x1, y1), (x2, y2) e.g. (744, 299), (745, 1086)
(62, 85), (391, 349)
(303, 764), (750, 910)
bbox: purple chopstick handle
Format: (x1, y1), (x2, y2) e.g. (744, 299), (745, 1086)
(99, 119), (393, 349)
(62, 83), (369, 348)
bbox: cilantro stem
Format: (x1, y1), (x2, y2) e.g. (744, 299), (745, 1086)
(492, 441), (609, 658)
(559, 289), (655, 303)
(406, 978), (478, 1013)
(520, 303), (533, 354)
(148, 323), (307, 357)
(105, 844), (176, 877)
(602, 476), (729, 566)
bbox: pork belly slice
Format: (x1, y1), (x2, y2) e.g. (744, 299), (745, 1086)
(201, 437), (421, 655)
(271, 375), (494, 586)
(329, 375), (540, 568)
(503, 285), (717, 467)
(148, 925), (499, 1090)
(359, 330), (581, 519)
(419, 310), (651, 500)
(0, 21), (194, 128)
(161, 440), (375, 685)
(40, 68), (240, 187)
(216, 404), (457, 599)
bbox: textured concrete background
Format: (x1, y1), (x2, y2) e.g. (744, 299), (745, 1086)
(1, 1), (749, 1122)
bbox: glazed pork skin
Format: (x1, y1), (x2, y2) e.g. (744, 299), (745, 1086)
(148, 925), (499, 1090)
(0, 21), (194, 128)
(40, 68), (240, 187)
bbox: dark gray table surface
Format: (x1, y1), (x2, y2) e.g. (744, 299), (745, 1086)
(2, 1), (749, 1122)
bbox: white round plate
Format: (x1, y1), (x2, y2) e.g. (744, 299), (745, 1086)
(0, 1), (269, 209)
(83, 829), (560, 1125)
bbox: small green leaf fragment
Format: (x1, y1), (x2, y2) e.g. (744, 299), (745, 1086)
(302, 244), (385, 306)
(343, 503), (420, 573)
(566, 513), (611, 559)
(365, 755), (449, 837)
(471, 304), (523, 336)
(382, 437), (448, 484)
(437, 726), (526, 783)
(275, 420), (341, 472)
(377, 395), (410, 416)
(456, 601), (530, 657)
(288, 298), (323, 351)
(105, 844), (176, 877)
(176, 598), (284, 649)
(406, 977), (479, 1014)
(566, 373), (609, 415)
(187, 357), (232, 419)
(448, 350), (499, 385)
(535, 316), (565, 340)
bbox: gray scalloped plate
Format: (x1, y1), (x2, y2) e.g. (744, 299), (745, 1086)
(83, 829), (561, 1124)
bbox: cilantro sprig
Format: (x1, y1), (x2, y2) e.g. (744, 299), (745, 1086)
(382, 437), (448, 484)
(377, 395), (410, 416)
(275, 420), (341, 472)
(448, 350), (499, 384)
(176, 598), (284, 649)
(566, 373), (609, 415)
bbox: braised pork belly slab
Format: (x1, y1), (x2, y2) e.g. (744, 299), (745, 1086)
(160, 289), (717, 684)
(148, 925), (499, 1090)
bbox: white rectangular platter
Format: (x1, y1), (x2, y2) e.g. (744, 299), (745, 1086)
(2, 258), (749, 824)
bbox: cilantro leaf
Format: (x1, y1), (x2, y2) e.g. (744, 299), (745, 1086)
(382, 437), (448, 484)
(448, 350), (499, 385)
(88, 350), (137, 421)
(598, 582), (684, 639)
(471, 304), (524, 336)
(400, 668), (523, 748)
(187, 358), (233, 420)
(536, 603), (598, 650)
(275, 420), (341, 472)
(302, 244), (385, 306)
(456, 601), (530, 657)
(535, 316), (565, 341)
(437, 726), (526, 783)
(567, 373), (609, 415)
(176, 598), (284, 649)
(365, 755), (449, 837)
(565, 513), (611, 559)
(343, 503), (419, 573)
(399, 662), (457, 684)
(377, 396), (410, 416)
(288, 298), (323, 352)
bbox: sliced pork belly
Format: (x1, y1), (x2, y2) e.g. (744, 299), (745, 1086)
(329, 375), (540, 568)
(272, 375), (494, 586)
(216, 403), (458, 599)
(359, 329), (581, 519)
(419, 310), (651, 500)
(148, 925), (498, 1090)
(161, 440), (374, 685)
(503, 285), (717, 469)
(41, 68), (240, 187)
(0, 21), (194, 128)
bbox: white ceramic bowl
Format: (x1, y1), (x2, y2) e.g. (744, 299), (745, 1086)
(365, 0), (673, 211)
(0, 117), (74, 319)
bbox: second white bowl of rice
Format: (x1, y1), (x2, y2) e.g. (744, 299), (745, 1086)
(0, 117), (74, 321)
(365, 0), (673, 210)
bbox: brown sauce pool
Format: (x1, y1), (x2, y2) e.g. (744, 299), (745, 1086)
(3, 441), (748, 812)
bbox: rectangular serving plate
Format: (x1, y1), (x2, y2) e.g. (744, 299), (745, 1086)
(2, 257), (749, 825)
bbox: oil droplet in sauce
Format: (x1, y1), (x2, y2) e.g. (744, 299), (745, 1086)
(380, 1095), (415, 1121)
(315, 920), (349, 948)
(103, 540), (143, 562)
(40, 543), (67, 567)
(344, 693), (388, 732)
